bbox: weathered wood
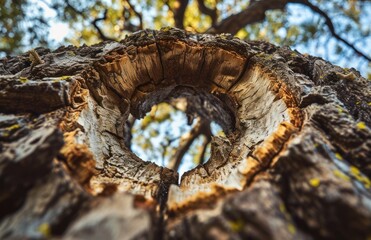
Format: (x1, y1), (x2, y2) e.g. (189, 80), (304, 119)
(0, 28), (370, 239)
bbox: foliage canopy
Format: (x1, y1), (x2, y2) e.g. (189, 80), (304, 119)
(1, 0), (370, 76)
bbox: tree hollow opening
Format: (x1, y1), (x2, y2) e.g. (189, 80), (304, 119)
(128, 86), (236, 181)
(130, 101), (225, 179)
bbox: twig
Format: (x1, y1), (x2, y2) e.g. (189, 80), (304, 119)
(208, 0), (370, 62)
(207, 0), (288, 35)
(291, 0), (371, 62)
(173, 0), (189, 29)
(167, 118), (212, 172)
(196, 0), (217, 26)
(126, 0), (143, 30)
(92, 10), (115, 41)
(199, 135), (211, 165)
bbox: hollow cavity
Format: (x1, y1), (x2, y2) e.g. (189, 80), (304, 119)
(130, 101), (225, 179)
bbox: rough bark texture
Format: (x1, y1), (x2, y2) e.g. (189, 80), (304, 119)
(0, 28), (370, 240)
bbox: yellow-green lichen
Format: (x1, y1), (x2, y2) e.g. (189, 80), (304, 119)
(349, 166), (371, 188)
(333, 169), (350, 181)
(335, 153), (343, 160)
(53, 76), (71, 82)
(350, 166), (360, 175)
(309, 178), (321, 187)
(229, 219), (244, 232)
(2, 132), (9, 137)
(356, 121), (367, 130)
(38, 223), (51, 237)
(161, 26), (172, 32)
(19, 77), (28, 83)
(66, 51), (75, 56)
(6, 124), (20, 131)
(363, 178), (371, 189)
(288, 223), (296, 234)
(2, 124), (21, 137)
(337, 106), (344, 114)
(279, 203), (286, 213)
(219, 33), (231, 40)
(60, 76), (71, 80)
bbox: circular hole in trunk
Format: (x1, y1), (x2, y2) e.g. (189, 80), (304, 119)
(130, 101), (225, 180)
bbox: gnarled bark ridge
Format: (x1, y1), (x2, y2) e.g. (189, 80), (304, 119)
(0, 28), (370, 239)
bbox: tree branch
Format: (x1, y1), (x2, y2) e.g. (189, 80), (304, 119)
(126, 0), (143, 31)
(65, 0), (84, 16)
(167, 118), (211, 172)
(208, 0), (370, 62)
(207, 0), (288, 35)
(167, 119), (202, 172)
(292, 0), (371, 62)
(91, 10), (115, 41)
(173, 0), (189, 29)
(196, 0), (217, 26)
(199, 135), (211, 165)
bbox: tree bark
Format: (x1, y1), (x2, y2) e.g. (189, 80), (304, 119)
(0, 28), (370, 240)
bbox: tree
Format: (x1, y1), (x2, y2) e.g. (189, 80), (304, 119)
(1, 28), (371, 239)
(1, 0), (370, 173)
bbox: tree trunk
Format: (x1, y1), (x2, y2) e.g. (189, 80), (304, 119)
(0, 28), (370, 240)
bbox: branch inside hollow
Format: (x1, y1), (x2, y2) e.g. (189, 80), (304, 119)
(199, 135), (211, 165)
(167, 117), (211, 172)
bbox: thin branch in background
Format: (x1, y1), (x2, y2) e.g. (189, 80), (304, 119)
(160, 141), (168, 167)
(207, 0), (288, 35)
(125, 114), (136, 149)
(199, 135), (211, 165)
(249, 0), (257, 6)
(173, 0), (189, 29)
(163, 0), (174, 13)
(167, 119), (201, 171)
(66, 0), (84, 16)
(126, 0), (143, 31)
(208, 0), (370, 63)
(167, 117), (211, 172)
(292, 0), (371, 62)
(196, 0), (218, 26)
(92, 10), (115, 41)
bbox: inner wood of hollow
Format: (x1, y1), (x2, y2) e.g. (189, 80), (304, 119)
(66, 40), (300, 213)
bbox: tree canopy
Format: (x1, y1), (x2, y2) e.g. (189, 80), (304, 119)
(1, 0), (370, 76)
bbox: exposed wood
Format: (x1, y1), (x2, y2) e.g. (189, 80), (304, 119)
(0, 28), (370, 239)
